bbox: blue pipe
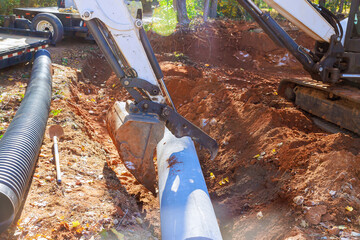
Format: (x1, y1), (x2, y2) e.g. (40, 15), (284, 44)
(157, 129), (222, 240)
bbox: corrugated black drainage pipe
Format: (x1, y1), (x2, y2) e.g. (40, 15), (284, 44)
(0, 49), (52, 233)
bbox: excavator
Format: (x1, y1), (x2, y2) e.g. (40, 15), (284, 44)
(69, 0), (360, 192)
(238, 0), (360, 136)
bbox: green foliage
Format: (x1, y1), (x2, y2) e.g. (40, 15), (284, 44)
(149, 0), (178, 36)
(51, 109), (62, 117)
(145, 0), (205, 34)
(0, 0), (57, 15)
(218, 0), (243, 19)
(217, 0), (351, 20)
(0, 0), (21, 15)
(186, 0), (203, 19)
(17, 93), (24, 102)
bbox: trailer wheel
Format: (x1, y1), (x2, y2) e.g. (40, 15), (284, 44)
(31, 13), (64, 45)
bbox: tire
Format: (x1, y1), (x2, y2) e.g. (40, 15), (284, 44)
(31, 13), (64, 45)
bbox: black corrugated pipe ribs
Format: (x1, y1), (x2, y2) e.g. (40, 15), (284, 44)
(0, 50), (52, 233)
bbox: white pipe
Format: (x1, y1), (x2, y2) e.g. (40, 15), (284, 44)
(157, 129), (222, 240)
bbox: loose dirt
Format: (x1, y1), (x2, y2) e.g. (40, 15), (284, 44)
(0, 19), (359, 239)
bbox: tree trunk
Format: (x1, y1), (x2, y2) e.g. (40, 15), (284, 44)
(338, 0), (345, 13)
(173, 0), (177, 12)
(319, 0), (326, 7)
(175, 0), (190, 27)
(203, 0), (210, 22)
(209, 0), (218, 18)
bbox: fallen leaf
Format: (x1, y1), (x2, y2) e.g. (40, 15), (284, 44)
(76, 226), (84, 233)
(110, 228), (124, 240)
(72, 221), (81, 228)
(60, 221), (70, 230)
(346, 206), (354, 212)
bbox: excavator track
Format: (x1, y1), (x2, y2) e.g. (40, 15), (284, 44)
(278, 78), (360, 136)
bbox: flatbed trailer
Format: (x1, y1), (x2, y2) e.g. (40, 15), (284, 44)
(13, 7), (88, 37)
(0, 28), (50, 69)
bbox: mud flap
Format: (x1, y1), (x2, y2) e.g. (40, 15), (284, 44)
(106, 101), (165, 194)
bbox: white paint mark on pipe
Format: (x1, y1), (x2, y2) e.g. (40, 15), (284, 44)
(171, 175), (180, 193)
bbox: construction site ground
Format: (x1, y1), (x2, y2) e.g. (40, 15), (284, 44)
(0, 19), (359, 240)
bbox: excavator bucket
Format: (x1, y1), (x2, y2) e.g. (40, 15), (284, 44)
(106, 101), (165, 194)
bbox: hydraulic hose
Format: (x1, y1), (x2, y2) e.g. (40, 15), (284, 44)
(0, 50), (52, 233)
(237, 0), (316, 73)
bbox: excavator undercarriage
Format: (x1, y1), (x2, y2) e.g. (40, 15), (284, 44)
(279, 78), (360, 135)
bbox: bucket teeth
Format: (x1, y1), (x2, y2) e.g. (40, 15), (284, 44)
(107, 101), (164, 194)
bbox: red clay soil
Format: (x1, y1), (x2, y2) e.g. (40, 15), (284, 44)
(150, 20), (360, 239)
(0, 19), (359, 239)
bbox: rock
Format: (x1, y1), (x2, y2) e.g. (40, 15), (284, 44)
(209, 118), (217, 126)
(305, 205), (327, 225)
(329, 190), (337, 197)
(321, 213), (335, 222)
(328, 227), (340, 236)
(299, 219), (308, 228)
(200, 119), (209, 127)
(256, 211), (263, 220)
(285, 233), (307, 240)
(136, 217), (143, 224)
(293, 196), (304, 205)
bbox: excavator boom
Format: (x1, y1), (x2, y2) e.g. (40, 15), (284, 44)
(73, 0), (218, 193)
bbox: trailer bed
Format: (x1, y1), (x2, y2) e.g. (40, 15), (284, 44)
(14, 7), (79, 16)
(0, 33), (46, 53)
(0, 28), (50, 69)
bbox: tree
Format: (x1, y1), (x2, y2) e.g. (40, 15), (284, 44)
(209, 0), (218, 18)
(204, 0), (218, 21)
(319, 0), (326, 7)
(338, 0), (345, 13)
(173, 0), (190, 27)
(203, 0), (210, 21)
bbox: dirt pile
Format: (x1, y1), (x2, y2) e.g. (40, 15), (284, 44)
(149, 20), (314, 71)
(149, 20), (360, 239)
(0, 19), (359, 239)
(0, 43), (157, 240)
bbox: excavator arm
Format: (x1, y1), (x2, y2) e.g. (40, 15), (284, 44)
(236, 0), (360, 135)
(73, 0), (218, 193)
(236, 0), (347, 83)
